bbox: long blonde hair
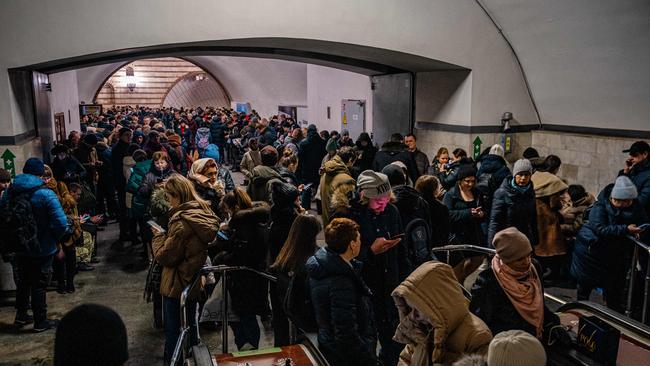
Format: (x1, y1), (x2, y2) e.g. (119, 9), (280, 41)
(164, 173), (211, 212)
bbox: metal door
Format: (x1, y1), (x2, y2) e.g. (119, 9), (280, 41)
(341, 99), (365, 141)
(371, 73), (413, 146)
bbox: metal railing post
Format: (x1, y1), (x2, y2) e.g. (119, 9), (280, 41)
(221, 268), (229, 353)
(643, 255), (650, 324)
(626, 245), (639, 318)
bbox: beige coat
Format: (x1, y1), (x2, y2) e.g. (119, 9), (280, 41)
(392, 262), (492, 365)
(152, 201), (219, 299)
(240, 150), (262, 180)
(319, 155), (356, 228)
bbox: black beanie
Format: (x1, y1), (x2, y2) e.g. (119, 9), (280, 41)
(271, 181), (300, 207)
(381, 164), (406, 186)
(456, 164), (477, 181)
(54, 304), (128, 366)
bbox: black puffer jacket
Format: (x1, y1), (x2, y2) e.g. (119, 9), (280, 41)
(438, 157), (475, 191)
(487, 177), (538, 247)
(372, 141), (419, 182)
(619, 159), (650, 216)
(306, 248), (377, 366)
(470, 261), (560, 339)
(443, 185), (486, 247)
(393, 185), (433, 265)
(297, 130), (327, 186)
(268, 205), (299, 263)
(423, 196), (451, 248)
(213, 205), (270, 315)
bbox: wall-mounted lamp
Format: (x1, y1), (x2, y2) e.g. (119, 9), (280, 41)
(195, 73), (206, 81)
(124, 66), (136, 92)
(501, 111), (513, 132)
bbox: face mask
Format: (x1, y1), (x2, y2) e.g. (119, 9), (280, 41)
(368, 196), (390, 213)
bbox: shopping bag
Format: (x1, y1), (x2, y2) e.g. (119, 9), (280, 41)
(199, 277), (239, 323)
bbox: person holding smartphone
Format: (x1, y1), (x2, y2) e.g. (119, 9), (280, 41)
(619, 140), (650, 219)
(571, 176), (648, 312)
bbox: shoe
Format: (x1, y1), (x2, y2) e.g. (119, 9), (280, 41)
(77, 262), (95, 271)
(14, 314), (34, 327)
(56, 287), (67, 294)
(33, 319), (60, 332)
(239, 343), (256, 351)
(66, 284), (75, 293)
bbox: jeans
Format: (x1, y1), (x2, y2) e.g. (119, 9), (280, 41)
(230, 313), (260, 350)
(163, 296), (198, 364)
(15, 255), (54, 325)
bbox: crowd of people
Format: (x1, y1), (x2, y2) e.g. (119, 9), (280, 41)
(0, 104), (648, 365)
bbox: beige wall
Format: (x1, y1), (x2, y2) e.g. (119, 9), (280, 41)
(415, 128), (636, 196)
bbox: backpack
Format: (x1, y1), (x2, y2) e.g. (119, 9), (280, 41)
(0, 187), (41, 255)
(195, 127), (211, 150)
(403, 218), (432, 266)
(280, 272), (318, 333)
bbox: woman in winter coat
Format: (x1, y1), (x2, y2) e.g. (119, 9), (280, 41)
(571, 176), (647, 312)
(306, 218), (378, 366)
(531, 170), (569, 284)
(268, 182), (303, 263)
(443, 165), (487, 283)
(213, 188), (270, 350)
(471, 227), (560, 340)
(352, 132), (377, 179)
(240, 138), (262, 182)
(269, 214), (321, 346)
(415, 175), (450, 249)
(438, 148), (473, 191)
(393, 261), (492, 365)
(488, 159), (538, 247)
(187, 158), (224, 216)
(428, 147), (450, 177)
(151, 174), (218, 363)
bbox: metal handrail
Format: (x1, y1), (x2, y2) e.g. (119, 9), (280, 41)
(557, 300), (650, 340)
(625, 235), (650, 324)
(171, 265), (277, 366)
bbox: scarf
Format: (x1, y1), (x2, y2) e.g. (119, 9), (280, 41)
(188, 158), (225, 194)
(491, 255), (544, 338)
(510, 177), (531, 194)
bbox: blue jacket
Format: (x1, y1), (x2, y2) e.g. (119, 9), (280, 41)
(2, 174), (68, 257)
(306, 248), (377, 366)
(570, 184), (648, 286)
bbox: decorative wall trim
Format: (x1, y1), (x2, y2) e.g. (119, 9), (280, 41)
(0, 129), (38, 146)
(415, 121), (650, 139)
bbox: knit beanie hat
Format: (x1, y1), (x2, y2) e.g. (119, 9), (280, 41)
(0, 168), (11, 182)
(132, 149), (148, 163)
(492, 227), (532, 263)
(23, 157), (45, 176)
(382, 164), (406, 186)
(357, 170), (391, 198)
(271, 181), (300, 207)
(489, 144), (505, 157)
(456, 165), (477, 181)
(54, 304), (128, 366)
(512, 159), (533, 176)
(532, 171), (568, 198)
(487, 330), (546, 366)
(118, 127), (132, 137)
(611, 176), (638, 200)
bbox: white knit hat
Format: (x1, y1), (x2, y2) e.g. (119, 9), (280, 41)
(487, 330), (546, 366)
(489, 144), (505, 157)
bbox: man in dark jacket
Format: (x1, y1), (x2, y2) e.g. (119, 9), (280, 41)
(110, 127), (133, 243)
(209, 115), (227, 164)
(382, 164), (433, 266)
(95, 141), (117, 222)
(477, 144), (511, 213)
(405, 133), (430, 177)
(247, 146), (284, 202)
(297, 124), (327, 190)
(2, 158), (69, 331)
(372, 133), (420, 183)
(619, 140), (650, 217)
(306, 218), (377, 366)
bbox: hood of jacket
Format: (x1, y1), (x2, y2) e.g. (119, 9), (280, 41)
(169, 201), (219, 244)
(478, 154), (507, 174)
(306, 247), (365, 283)
(392, 262), (473, 358)
(380, 141), (408, 153)
(252, 165), (282, 180)
(230, 204), (270, 228)
(323, 155), (350, 177)
(11, 174), (44, 193)
(532, 171), (568, 198)
(393, 185), (424, 208)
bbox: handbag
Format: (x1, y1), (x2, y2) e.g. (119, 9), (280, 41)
(199, 276), (240, 323)
(577, 315), (620, 365)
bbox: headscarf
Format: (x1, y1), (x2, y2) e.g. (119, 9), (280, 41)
(188, 158), (224, 194)
(491, 255), (544, 338)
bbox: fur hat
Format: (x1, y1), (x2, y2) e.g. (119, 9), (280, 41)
(492, 227), (532, 263)
(489, 144), (504, 157)
(357, 170), (391, 198)
(487, 330), (546, 366)
(611, 176), (638, 200)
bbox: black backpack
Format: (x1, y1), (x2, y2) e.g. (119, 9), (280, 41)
(403, 218), (432, 267)
(0, 186), (41, 255)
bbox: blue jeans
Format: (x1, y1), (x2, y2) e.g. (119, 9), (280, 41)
(163, 296), (198, 363)
(230, 313), (260, 350)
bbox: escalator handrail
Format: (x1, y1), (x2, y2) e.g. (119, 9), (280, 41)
(431, 244), (496, 256)
(557, 301), (650, 340)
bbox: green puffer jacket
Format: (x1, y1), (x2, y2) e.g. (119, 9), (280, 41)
(126, 159), (152, 218)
